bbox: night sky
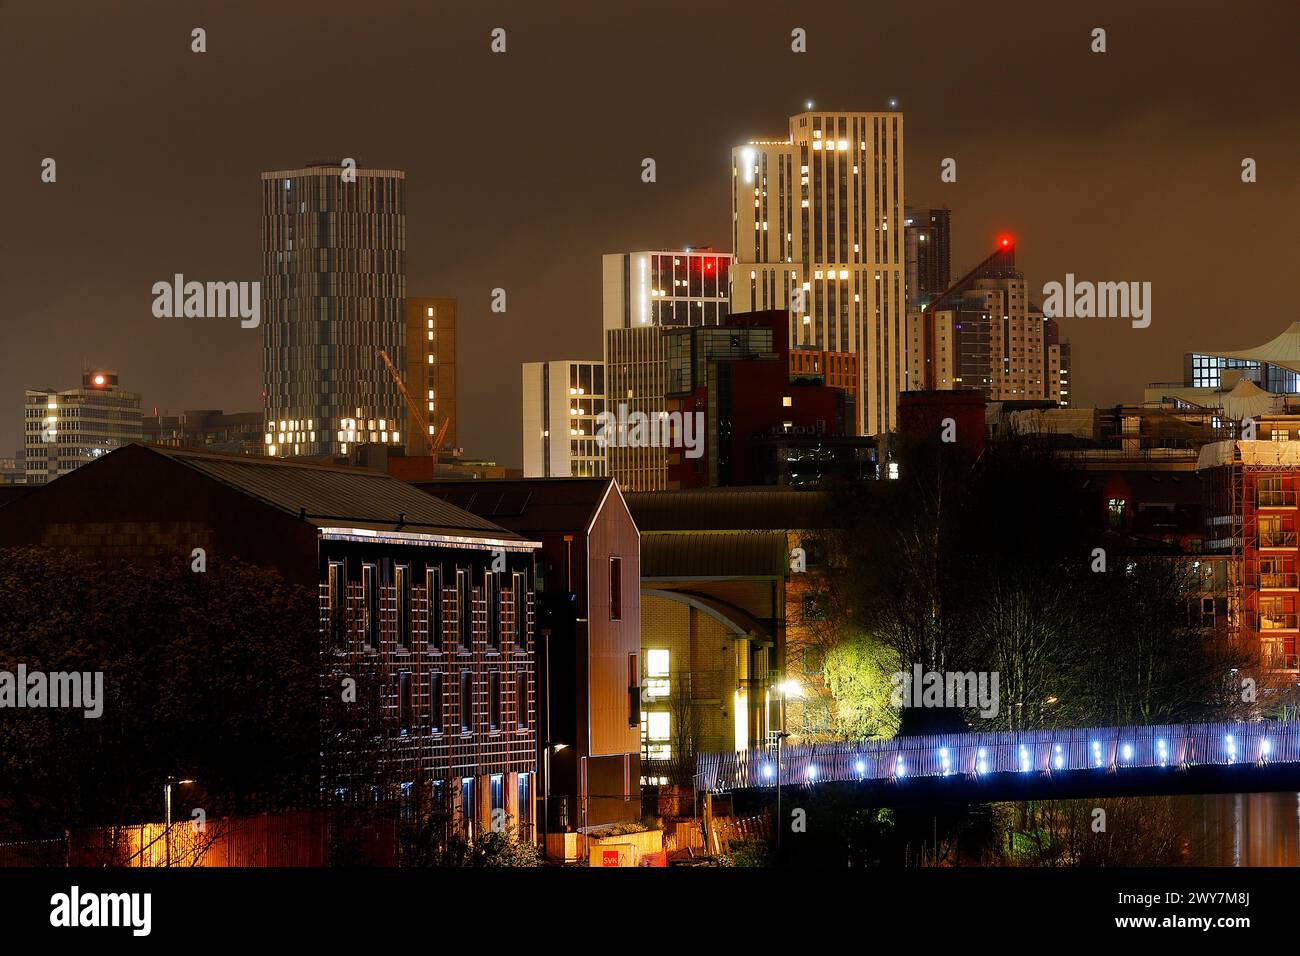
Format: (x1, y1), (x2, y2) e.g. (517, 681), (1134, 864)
(3, 0), (1296, 467)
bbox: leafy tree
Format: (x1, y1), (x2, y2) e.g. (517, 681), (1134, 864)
(0, 547), (318, 841)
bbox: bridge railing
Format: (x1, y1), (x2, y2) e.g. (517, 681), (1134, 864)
(695, 722), (1300, 792)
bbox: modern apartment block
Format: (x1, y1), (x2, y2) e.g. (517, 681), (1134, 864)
(602, 249), (732, 491)
(24, 370), (142, 484)
(261, 161), (406, 458)
(730, 109), (906, 437)
(904, 206), (951, 307)
(521, 360), (607, 478)
(906, 241), (1070, 404)
(404, 297), (458, 458)
(1201, 423), (1300, 677)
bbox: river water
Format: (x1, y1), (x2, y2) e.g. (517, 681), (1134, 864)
(1183, 792), (1300, 866)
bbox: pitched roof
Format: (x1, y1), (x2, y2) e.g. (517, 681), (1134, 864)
(141, 445), (520, 539)
(641, 532), (788, 578)
(626, 487), (830, 532)
(413, 478), (618, 534)
(1200, 321), (1300, 373)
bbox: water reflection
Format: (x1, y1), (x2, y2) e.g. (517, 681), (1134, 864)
(1185, 792), (1300, 866)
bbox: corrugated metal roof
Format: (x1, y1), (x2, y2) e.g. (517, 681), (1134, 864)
(627, 487), (830, 532)
(415, 478), (617, 534)
(641, 531), (788, 579)
(144, 445), (520, 539)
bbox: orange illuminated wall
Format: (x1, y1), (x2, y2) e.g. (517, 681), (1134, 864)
(404, 298), (457, 456)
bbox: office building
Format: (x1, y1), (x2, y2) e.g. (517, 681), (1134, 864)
(603, 249), (732, 491)
(731, 109), (906, 437)
(261, 161), (406, 458)
(521, 360), (607, 478)
(24, 370), (142, 484)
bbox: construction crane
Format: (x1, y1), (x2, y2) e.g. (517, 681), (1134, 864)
(378, 348), (451, 465)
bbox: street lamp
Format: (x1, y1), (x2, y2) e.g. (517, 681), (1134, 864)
(773, 731), (791, 861)
(164, 777), (195, 868)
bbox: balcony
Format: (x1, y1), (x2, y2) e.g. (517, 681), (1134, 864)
(1258, 490), (1298, 509)
(1257, 572), (1300, 590)
(1255, 612), (1299, 632)
(1265, 652), (1300, 671)
(1258, 531), (1298, 549)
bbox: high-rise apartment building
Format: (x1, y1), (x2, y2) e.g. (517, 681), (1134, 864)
(522, 360), (607, 478)
(730, 109), (906, 437)
(602, 249), (732, 491)
(906, 241), (1070, 404)
(24, 371), (142, 484)
(261, 162), (406, 458)
(404, 298), (458, 458)
(904, 206), (951, 308)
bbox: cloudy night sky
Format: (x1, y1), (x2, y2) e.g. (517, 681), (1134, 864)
(2, 0), (1297, 466)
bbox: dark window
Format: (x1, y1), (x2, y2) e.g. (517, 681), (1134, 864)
(430, 672), (443, 733)
(363, 564), (379, 648)
(456, 571), (470, 648)
(627, 653), (640, 727)
(489, 671), (502, 731)
(328, 561), (345, 648)
(609, 557), (622, 621)
(517, 773), (531, 840)
(398, 670), (412, 734)
(396, 565), (410, 650)
(486, 572), (501, 650)
(802, 593), (827, 622)
(516, 670), (528, 730)
(460, 670), (473, 733)
(513, 573), (527, 645)
(426, 567), (443, 650)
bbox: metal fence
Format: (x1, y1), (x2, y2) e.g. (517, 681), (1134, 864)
(696, 722), (1300, 792)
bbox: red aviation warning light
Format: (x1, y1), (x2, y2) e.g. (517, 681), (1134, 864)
(998, 235), (1013, 250)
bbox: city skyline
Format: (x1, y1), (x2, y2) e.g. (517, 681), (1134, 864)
(3, 0), (1297, 470)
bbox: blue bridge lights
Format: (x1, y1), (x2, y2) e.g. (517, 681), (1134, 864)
(697, 723), (1300, 792)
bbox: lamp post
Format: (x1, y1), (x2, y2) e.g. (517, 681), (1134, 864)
(774, 731), (791, 862)
(163, 777), (195, 868)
